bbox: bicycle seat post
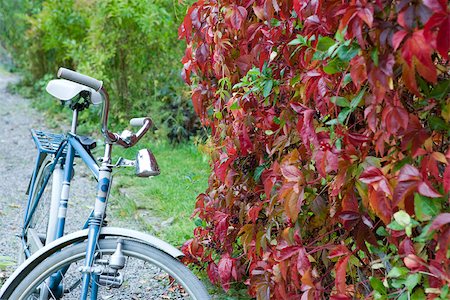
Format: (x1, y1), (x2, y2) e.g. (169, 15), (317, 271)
(71, 108), (79, 134)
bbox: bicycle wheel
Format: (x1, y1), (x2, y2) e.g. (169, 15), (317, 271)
(9, 238), (210, 299)
(23, 156), (63, 255)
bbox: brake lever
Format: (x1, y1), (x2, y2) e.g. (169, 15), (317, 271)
(114, 117), (152, 148)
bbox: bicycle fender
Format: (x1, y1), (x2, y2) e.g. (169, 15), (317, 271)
(0, 227), (183, 299)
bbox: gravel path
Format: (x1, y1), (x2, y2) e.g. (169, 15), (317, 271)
(0, 70), (144, 288)
(0, 71), (40, 281)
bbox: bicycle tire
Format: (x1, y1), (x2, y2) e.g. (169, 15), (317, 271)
(8, 238), (210, 299)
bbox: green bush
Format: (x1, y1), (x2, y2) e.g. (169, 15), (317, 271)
(0, 0), (199, 142)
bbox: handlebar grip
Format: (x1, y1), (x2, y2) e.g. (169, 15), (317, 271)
(57, 67), (103, 91)
(130, 117), (150, 127)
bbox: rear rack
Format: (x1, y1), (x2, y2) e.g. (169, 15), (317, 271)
(31, 130), (66, 154)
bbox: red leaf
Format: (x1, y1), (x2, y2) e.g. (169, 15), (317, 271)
(357, 7), (374, 27)
(328, 245), (351, 259)
(401, 30), (437, 84)
(369, 189), (393, 225)
(404, 254), (427, 271)
(444, 165), (450, 193)
(248, 205), (262, 223)
(297, 247), (311, 276)
(275, 244), (301, 261)
(281, 165), (302, 182)
(428, 213), (450, 232)
(424, 11), (450, 58)
(314, 149), (338, 178)
(335, 255), (350, 295)
(191, 88), (204, 117)
(393, 165), (423, 207)
(331, 295), (352, 300)
(399, 238), (415, 256)
(294, 107), (319, 149)
(359, 167), (392, 196)
(218, 254), (233, 291)
(229, 6), (248, 30)
(360, 167), (384, 183)
(284, 187), (304, 221)
(392, 30), (408, 51)
(338, 211), (360, 222)
(214, 155), (233, 182)
(239, 126), (253, 155)
(214, 212), (229, 243)
(382, 104), (409, 135)
(398, 164), (421, 181)
(423, 0), (447, 12)
(207, 262), (220, 284)
(417, 181), (442, 198)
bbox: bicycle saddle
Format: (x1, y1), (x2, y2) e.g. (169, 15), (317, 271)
(46, 79), (102, 105)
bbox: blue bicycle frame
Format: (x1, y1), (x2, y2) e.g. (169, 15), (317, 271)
(22, 109), (113, 299)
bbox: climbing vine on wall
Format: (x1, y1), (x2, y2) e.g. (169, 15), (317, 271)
(180, 1), (449, 299)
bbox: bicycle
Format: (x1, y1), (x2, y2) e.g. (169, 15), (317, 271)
(0, 68), (210, 299)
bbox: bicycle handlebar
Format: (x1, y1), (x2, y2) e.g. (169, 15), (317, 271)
(114, 118), (152, 148)
(57, 68), (103, 91)
(56, 68), (152, 148)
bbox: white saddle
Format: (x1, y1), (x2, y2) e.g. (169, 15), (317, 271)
(46, 79), (102, 105)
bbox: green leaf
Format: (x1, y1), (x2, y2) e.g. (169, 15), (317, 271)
(214, 111), (223, 120)
(312, 50), (327, 61)
(330, 96), (350, 107)
(335, 138), (342, 150)
(343, 73), (352, 86)
(397, 293), (408, 300)
(323, 58), (346, 74)
(336, 44), (359, 62)
(316, 36), (335, 51)
(376, 226), (388, 236)
(414, 193), (441, 221)
(370, 277), (386, 294)
(350, 88), (365, 109)
(390, 278), (405, 289)
(371, 47), (379, 67)
(338, 107), (351, 124)
(405, 273), (421, 292)
(393, 210), (411, 227)
(288, 35), (306, 46)
(411, 288), (425, 300)
(291, 74), (301, 85)
(335, 30), (345, 42)
(327, 42), (340, 58)
(429, 116), (449, 131)
(230, 101), (240, 110)
(373, 291), (387, 300)
(429, 79), (450, 99)
(414, 223), (433, 242)
(440, 285), (449, 299)
(387, 266), (409, 278)
(194, 218), (203, 227)
(325, 118), (338, 126)
(270, 18), (281, 27)
(263, 80), (273, 97)
(254, 164), (266, 182)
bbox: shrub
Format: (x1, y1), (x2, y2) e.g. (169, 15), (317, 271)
(180, 1), (449, 299)
(0, 0), (199, 142)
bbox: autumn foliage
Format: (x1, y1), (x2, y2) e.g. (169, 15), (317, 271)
(179, 0), (449, 299)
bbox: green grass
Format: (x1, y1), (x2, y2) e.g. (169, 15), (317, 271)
(108, 140), (210, 247)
